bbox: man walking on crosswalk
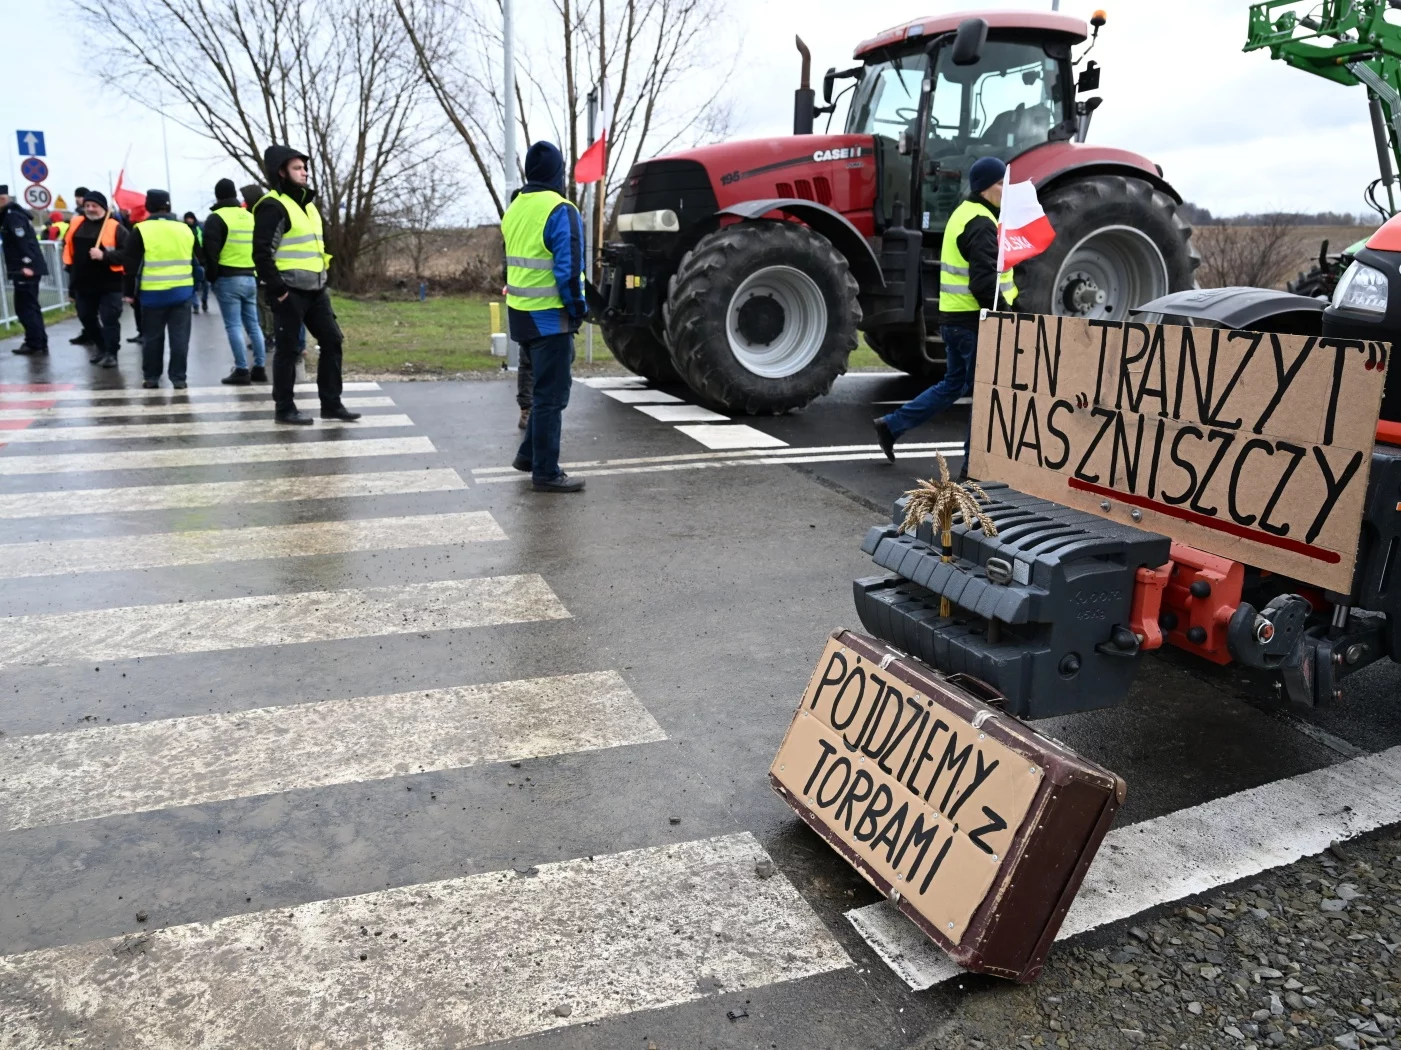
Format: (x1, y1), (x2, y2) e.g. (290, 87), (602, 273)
(252, 145), (359, 426)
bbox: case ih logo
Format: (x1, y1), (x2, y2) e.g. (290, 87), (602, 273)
(811, 147), (863, 163)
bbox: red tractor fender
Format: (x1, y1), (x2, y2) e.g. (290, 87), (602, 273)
(717, 198), (886, 290)
(1009, 141), (1183, 203)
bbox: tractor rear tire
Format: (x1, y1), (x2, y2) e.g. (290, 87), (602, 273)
(665, 221), (860, 414)
(1015, 174), (1199, 320)
(599, 322), (682, 385)
(865, 327), (945, 384)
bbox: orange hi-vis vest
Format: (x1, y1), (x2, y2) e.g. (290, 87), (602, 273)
(63, 215), (124, 273)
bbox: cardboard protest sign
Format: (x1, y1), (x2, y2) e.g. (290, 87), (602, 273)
(770, 631), (1124, 981)
(968, 313), (1390, 593)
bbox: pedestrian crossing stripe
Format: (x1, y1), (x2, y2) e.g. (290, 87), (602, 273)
(0, 414), (413, 444)
(0, 381), (382, 403)
(0, 395), (394, 421)
(0, 435), (438, 476)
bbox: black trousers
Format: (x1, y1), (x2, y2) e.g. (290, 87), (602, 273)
(141, 299), (192, 381)
(11, 279), (47, 349)
(515, 341), (534, 410)
(271, 287), (344, 411)
(75, 289), (123, 356)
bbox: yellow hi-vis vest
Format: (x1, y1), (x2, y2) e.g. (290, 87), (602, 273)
(254, 190), (331, 286)
(939, 198), (1018, 313)
(212, 205), (255, 268)
(136, 217), (195, 293)
(502, 189), (579, 312)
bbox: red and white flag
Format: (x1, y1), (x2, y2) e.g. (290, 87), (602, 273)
(996, 170), (1055, 271)
(574, 81), (610, 184)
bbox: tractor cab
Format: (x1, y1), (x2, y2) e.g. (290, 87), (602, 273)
(841, 12), (1089, 238)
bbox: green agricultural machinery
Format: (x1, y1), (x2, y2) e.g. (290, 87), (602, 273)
(1246, 0), (1401, 293)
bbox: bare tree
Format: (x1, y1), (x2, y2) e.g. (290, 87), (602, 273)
(380, 159), (472, 280)
(1195, 215), (1297, 290)
(73, 0), (433, 286)
(396, 0), (737, 218)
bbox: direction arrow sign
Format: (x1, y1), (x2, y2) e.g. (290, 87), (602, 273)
(16, 130), (45, 156)
(23, 184), (51, 211)
(20, 157), (48, 183)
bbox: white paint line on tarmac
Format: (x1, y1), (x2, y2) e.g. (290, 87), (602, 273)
(0, 574), (568, 670)
(0, 414), (413, 444)
(634, 403), (729, 423)
(0, 671), (662, 831)
(470, 440), (964, 475)
(579, 375), (650, 389)
(0, 468), (466, 520)
(0, 396), (394, 421)
(598, 388), (682, 404)
(0, 511), (505, 579)
(871, 397), (973, 407)
(0, 833), (848, 1048)
(0, 381), (381, 404)
(846, 744), (1401, 990)
(674, 424), (789, 450)
(0, 435), (438, 476)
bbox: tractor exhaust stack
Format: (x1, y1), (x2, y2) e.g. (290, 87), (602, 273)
(794, 36), (815, 135)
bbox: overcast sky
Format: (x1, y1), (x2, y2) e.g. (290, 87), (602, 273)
(1, 0), (1388, 222)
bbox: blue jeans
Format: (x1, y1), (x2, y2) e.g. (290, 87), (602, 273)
(881, 323), (978, 468)
(515, 332), (574, 482)
(214, 276), (267, 368)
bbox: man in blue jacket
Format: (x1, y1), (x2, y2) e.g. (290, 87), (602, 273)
(504, 142), (587, 493)
(0, 185), (50, 355)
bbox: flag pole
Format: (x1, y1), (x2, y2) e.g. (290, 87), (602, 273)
(992, 163), (1008, 314)
(595, 0), (606, 281)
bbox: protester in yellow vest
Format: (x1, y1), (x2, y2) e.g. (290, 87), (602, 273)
(873, 156), (1016, 477)
(252, 144), (358, 425)
(504, 141), (588, 493)
(120, 189), (198, 390)
(204, 177), (267, 385)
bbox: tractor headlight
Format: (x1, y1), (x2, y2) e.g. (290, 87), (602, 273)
(1331, 261), (1390, 315)
(617, 209), (679, 233)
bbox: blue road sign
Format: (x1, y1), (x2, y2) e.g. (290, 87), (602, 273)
(16, 130), (45, 156)
(20, 157), (47, 183)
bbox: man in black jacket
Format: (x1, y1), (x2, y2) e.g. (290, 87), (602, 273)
(251, 145), (358, 424)
(65, 191), (129, 368)
(0, 185), (50, 355)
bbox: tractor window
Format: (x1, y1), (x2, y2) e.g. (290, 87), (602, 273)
(846, 54), (930, 142)
(922, 40), (1063, 231)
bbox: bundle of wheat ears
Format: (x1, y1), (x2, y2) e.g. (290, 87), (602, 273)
(900, 453), (999, 616)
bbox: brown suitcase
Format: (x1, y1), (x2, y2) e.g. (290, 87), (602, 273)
(769, 628), (1125, 983)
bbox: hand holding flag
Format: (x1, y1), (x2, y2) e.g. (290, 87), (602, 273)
(994, 170), (1055, 311)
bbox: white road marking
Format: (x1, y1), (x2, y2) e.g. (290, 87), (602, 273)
(674, 424), (789, 450)
(0, 468), (466, 520)
(470, 440), (964, 475)
(0, 671), (661, 830)
(0, 511), (505, 579)
(0, 414), (413, 444)
(579, 375), (649, 389)
(599, 388), (682, 404)
(0, 381), (381, 404)
(0, 575), (568, 669)
(634, 403), (729, 423)
(846, 743), (1401, 989)
(0, 833), (849, 1048)
(0, 396), (394, 421)
(872, 397), (972, 407)
(0, 435), (438, 476)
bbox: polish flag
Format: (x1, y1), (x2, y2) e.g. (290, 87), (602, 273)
(574, 81), (610, 185)
(111, 170), (148, 223)
(996, 170), (1056, 271)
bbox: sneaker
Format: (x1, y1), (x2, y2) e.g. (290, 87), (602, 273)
(249, 365), (268, 383)
(532, 473), (585, 493)
(98, 353), (118, 369)
(872, 417), (896, 463)
(221, 368), (252, 386)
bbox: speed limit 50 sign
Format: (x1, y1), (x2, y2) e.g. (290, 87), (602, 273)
(22, 183), (51, 210)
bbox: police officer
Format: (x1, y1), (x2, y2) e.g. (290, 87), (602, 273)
(251, 145), (358, 425)
(505, 141), (587, 493)
(122, 189), (199, 389)
(204, 178), (266, 384)
(873, 156), (1015, 475)
(0, 184), (50, 356)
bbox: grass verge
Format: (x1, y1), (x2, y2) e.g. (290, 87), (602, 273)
(0, 305), (77, 341)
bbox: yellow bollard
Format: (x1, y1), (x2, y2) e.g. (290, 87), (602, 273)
(489, 301), (502, 334)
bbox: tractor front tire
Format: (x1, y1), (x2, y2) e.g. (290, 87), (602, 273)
(665, 221), (860, 414)
(599, 321), (682, 385)
(1015, 174), (1199, 319)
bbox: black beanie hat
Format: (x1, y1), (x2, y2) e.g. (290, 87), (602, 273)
(84, 190), (109, 211)
(75, 186), (90, 198)
(0, 185), (8, 196)
(145, 189), (171, 212)
(524, 141), (566, 193)
(214, 178), (237, 200)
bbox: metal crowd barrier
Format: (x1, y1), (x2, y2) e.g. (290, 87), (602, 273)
(0, 240), (69, 327)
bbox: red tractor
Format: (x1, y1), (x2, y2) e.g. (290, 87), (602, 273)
(594, 10), (1200, 414)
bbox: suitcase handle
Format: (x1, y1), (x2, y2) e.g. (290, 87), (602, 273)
(944, 672), (1008, 710)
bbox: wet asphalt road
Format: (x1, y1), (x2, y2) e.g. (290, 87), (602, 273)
(1, 308), (1399, 1048)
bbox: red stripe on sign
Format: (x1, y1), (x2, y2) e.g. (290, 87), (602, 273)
(1066, 477), (1342, 565)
